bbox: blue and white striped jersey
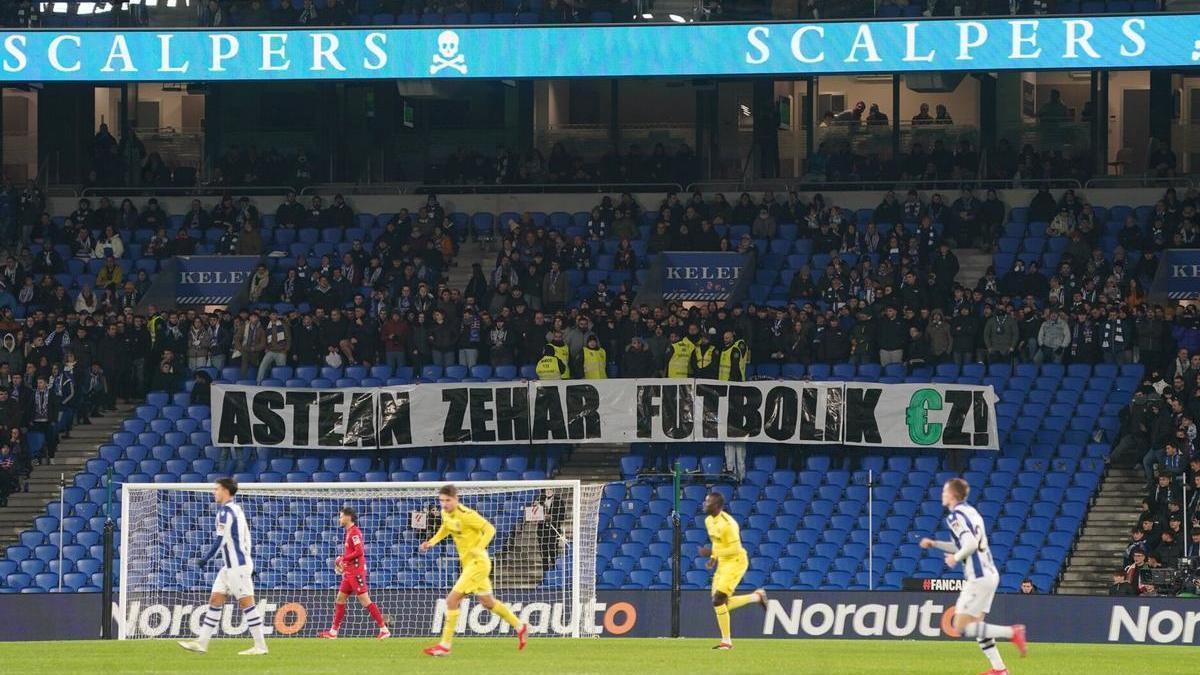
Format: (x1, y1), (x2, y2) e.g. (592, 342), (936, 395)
(215, 501), (254, 570)
(945, 503), (998, 581)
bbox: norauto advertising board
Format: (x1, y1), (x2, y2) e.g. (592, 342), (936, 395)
(6, 591), (1198, 644)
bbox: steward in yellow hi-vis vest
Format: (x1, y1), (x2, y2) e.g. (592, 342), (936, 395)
(718, 332), (747, 381)
(582, 336), (607, 379)
(699, 491), (765, 650)
(550, 340), (571, 378)
(689, 332), (719, 379)
(535, 345), (566, 379)
(666, 333), (695, 378)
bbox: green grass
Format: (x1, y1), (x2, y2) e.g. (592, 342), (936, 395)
(0, 638), (1191, 674)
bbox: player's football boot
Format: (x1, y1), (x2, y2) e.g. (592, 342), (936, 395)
(517, 623), (528, 650)
(423, 644), (452, 657)
(177, 641), (206, 654)
(238, 646), (269, 656)
(754, 588), (768, 609)
(377, 627), (391, 640)
(1011, 624), (1028, 657)
(712, 641), (733, 650)
(319, 629), (338, 639)
(978, 669), (1008, 675)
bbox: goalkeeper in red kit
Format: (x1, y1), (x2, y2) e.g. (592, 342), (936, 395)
(319, 507), (390, 639)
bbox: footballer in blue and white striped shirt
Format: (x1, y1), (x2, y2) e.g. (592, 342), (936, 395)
(920, 478), (1027, 675)
(178, 477), (268, 656)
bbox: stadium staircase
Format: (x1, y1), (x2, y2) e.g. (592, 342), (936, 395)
(494, 518), (546, 589)
(1057, 467), (1144, 595)
(495, 497), (581, 589)
(446, 239), (485, 290)
(0, 404), (135, 546)
(954, 248), (992, 290)
(555, 445), (625, 483)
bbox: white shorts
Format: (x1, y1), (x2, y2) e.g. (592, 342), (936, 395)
(955, 575), (998, 617)
(211, 566), (255, 599)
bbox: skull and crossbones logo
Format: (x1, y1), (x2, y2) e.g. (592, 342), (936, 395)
(430, 30), (468, 75)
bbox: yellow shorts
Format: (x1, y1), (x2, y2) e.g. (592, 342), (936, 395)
(711, 553), (748, 597)
(451, 557), (493, 596)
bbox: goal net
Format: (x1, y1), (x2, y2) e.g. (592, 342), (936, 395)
(119, 480), (603, 640)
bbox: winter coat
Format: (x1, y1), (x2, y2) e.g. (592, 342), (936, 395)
(926, 320), (952, 356)
(1038, 318), (1071, 350)
(983, 314), (1019, 353)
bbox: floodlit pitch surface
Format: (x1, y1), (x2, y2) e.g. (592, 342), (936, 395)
(0, 638), (1191, 673)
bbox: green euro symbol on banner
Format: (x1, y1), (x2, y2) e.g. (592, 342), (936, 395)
(906, 388), (943, 446)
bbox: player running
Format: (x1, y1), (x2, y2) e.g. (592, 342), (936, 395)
(699, 491), (766, 651)
(419, 484), (529, 656)
(319, 506), (390, 639)
(179, 477), (268, 656)
(921, 478), (1028, 675)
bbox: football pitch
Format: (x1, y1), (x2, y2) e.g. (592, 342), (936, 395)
(0, 638), (1190, 674)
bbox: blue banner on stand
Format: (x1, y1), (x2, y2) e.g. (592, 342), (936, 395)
(175, 255), (259, 305)
(0, 16), (1193, 82)
(1151, 249), (1200, 300)
(660, 252), (748, 301)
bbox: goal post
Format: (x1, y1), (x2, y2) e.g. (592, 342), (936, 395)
(118, 480), (603, 640)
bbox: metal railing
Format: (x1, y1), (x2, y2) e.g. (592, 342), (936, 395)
(413, 182), (685, 195)
(78, 184), (298, 198)
(685, 179), (794, 194)
(686, 177), (1084, 193)
(812, 121), (981, 156)
(536, 123), (698, 159)
(298, 183), (412, 197)
(1083, 176), (1196, 189)
(59, 174), (1197, 200)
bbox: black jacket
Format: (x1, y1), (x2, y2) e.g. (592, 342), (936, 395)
(876, 316), (908, 351)
(816, 326), (851, 363)
(620, 348), (656, 378)
(291, 323), (323, 366)
(951, 314), (979, 353)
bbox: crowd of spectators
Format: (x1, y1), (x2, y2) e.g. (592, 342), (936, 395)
(87, 122), (322, 191)
(432, 142), (702, 188)
(81, 89), (1116, 191)
(1, 180), (1199, 506)
(7, 183), (1188, 387)
(1113, 362), (1200, 596)
(430, 135), (1098, 190)
(806, 87), (1148, 187)
(436, 113), (1106, 191)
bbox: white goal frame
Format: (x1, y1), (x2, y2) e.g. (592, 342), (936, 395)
(119, 480), (598, 640)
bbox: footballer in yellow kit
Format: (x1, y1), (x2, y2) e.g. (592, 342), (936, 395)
(700, 491), (767, 650)
(419, 484), (529, 656)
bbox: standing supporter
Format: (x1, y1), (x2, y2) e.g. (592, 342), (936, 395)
(258, 312), (292, 383)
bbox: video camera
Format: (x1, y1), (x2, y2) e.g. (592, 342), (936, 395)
(1146, 557), (1200, 596)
